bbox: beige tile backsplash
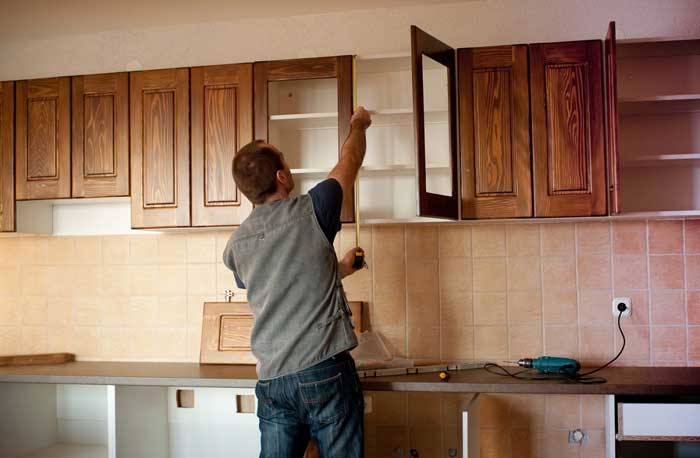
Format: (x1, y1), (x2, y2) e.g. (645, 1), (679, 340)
(1, 218), (699, 458)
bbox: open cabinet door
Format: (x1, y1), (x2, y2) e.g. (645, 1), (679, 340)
(605, 21), (621, 214)
(411, 25), (459, 219)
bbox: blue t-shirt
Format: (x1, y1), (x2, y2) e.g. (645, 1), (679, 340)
(232, 178), (343, 288)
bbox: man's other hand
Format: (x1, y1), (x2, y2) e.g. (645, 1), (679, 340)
(351, 106), (371, 131)
(339, 247), (364, 279)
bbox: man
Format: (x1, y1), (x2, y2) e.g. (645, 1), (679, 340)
(223, 107), (372, 458)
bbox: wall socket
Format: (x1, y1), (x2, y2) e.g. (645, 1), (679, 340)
(612, 297), (632, 317)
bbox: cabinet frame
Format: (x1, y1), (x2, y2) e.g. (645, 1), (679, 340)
(191, 64), (254, 227)
(605, 22), (621, 215)
(411, 25), (460, 220)
(72, 73), (130, 198)
(0, 82), (14, 232)
(253, 56), (355, 223)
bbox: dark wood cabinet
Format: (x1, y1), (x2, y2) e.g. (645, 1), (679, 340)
(15, 77), (71, 200)
(191, 64), (254, 227)
(458, 45), (532, 219)
(253, 56), (355, 223)
(130, 69), (191, 228)
(530, 40), (606, 217)
(0, 82), (14, 232)
(72, 73), (130, 198)
(411, 26), (460, 220)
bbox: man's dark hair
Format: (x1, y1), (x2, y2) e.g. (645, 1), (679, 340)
(233, 140), (285, 204)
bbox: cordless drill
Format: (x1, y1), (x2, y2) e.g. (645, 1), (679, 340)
(517, 356), (581, 375)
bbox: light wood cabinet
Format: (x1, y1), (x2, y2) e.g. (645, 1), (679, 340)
(191, 64), (254, 227)
(72, 73), (130, 198)
(254, 56), (355, 223)
(458, 45), (532, 219)
(530, 40), (606, 217)
(130, 68), (191, 228)
(0, 82), (14, 232)
(15, 77), (71, 200)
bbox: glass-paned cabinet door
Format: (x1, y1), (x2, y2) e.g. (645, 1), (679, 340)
(411, 25), (459, 219)
(253, 57), (355, 222)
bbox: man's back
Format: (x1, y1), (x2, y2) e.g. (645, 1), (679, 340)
(223, 191), (357, 380)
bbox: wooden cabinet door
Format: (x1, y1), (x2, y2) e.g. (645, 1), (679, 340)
(530, 41), (606, 217)
(15, 77), (71, 200)
(605, 22), (621, 215)
(191, 64), (253, 227)
(130, 69), (190, 228)
(0, 82), (14, 232)
(72, 73), (129, 198)
(411, 25), (460, 219)
(253, 56), (355, 223)
(459, 45), (532, 219)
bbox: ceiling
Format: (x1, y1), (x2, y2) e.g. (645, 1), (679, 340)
(0, 0), (480, 42)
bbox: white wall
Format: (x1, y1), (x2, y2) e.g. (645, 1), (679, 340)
(1, 0), (699, 81)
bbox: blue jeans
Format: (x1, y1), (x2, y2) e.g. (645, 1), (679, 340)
(255, 352), (364, 458)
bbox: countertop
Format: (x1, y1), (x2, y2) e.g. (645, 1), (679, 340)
(1, 362), (699, 395)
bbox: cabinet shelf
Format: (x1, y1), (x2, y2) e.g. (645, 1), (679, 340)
(622, 153), (700, 167)
(620, 93), (700, 103)
(291, 163), (450, 176)
(21, 443), (107, 458)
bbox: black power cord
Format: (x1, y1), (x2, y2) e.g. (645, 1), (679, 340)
(483, 306), (627, 385)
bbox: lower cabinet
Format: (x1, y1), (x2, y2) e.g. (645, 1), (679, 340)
(116, 386), (260, 458)
(0, 383), (114, 458)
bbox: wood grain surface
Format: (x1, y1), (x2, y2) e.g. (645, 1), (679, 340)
(191, 64), (254, 227)
(0, 353), (75, 367)
(15, 77), (71, 200)
(130, 68), (190, 228)
(0, 82), (14, 232)
(72, 73), (130, 198)
(459, 45), (532, 219)
(530, 40), (606, 217)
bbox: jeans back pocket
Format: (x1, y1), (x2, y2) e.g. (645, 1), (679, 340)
(298, 372), (347, 425)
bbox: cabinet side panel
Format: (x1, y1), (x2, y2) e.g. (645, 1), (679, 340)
(0, 82), (15, 232)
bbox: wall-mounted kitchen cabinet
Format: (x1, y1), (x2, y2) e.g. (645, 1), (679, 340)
(15, 77), (71, 200)
(458, 45), (532, 219)
(413, 27), (607, 220)
(72, 73), (130, 199)
(0, 82), (14, 232)
(254, 56), (355, 223)
(611, 26), (700, 216)
(191, 64), (254, 227)
(130, 68), (191, 229)
(530, 40), (606, 217)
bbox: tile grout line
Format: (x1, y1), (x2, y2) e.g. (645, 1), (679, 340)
(683, 219), (689, 365)
(538, 224), (546, 362)
(504, 226), (511, 362)
(646, 219), (654, 365)
(573, 223), (584, 430)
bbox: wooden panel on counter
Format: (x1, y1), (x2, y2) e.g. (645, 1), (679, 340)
(201, 301), (256, 365)
(130, 68), (190, 228)
(459, 45), (532, 219)
(72, 73), (130, 198)
(0, 82), (14, 232)
(530, 40), (606, 217)
(191, 64), (254, 227)
(15, 77), (71, 200)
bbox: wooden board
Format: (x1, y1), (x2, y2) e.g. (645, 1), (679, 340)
(200, 301), (363, 365)
(0, 82), (14, 232)
(201, 302), (256, 365)
(0, 353), (75, 367)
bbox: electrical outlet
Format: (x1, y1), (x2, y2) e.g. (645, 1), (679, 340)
(612, 297), (632, 317)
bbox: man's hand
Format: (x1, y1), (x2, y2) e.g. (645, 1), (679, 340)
(339, 247), (364, 279)
(351, 106), (372, 131)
